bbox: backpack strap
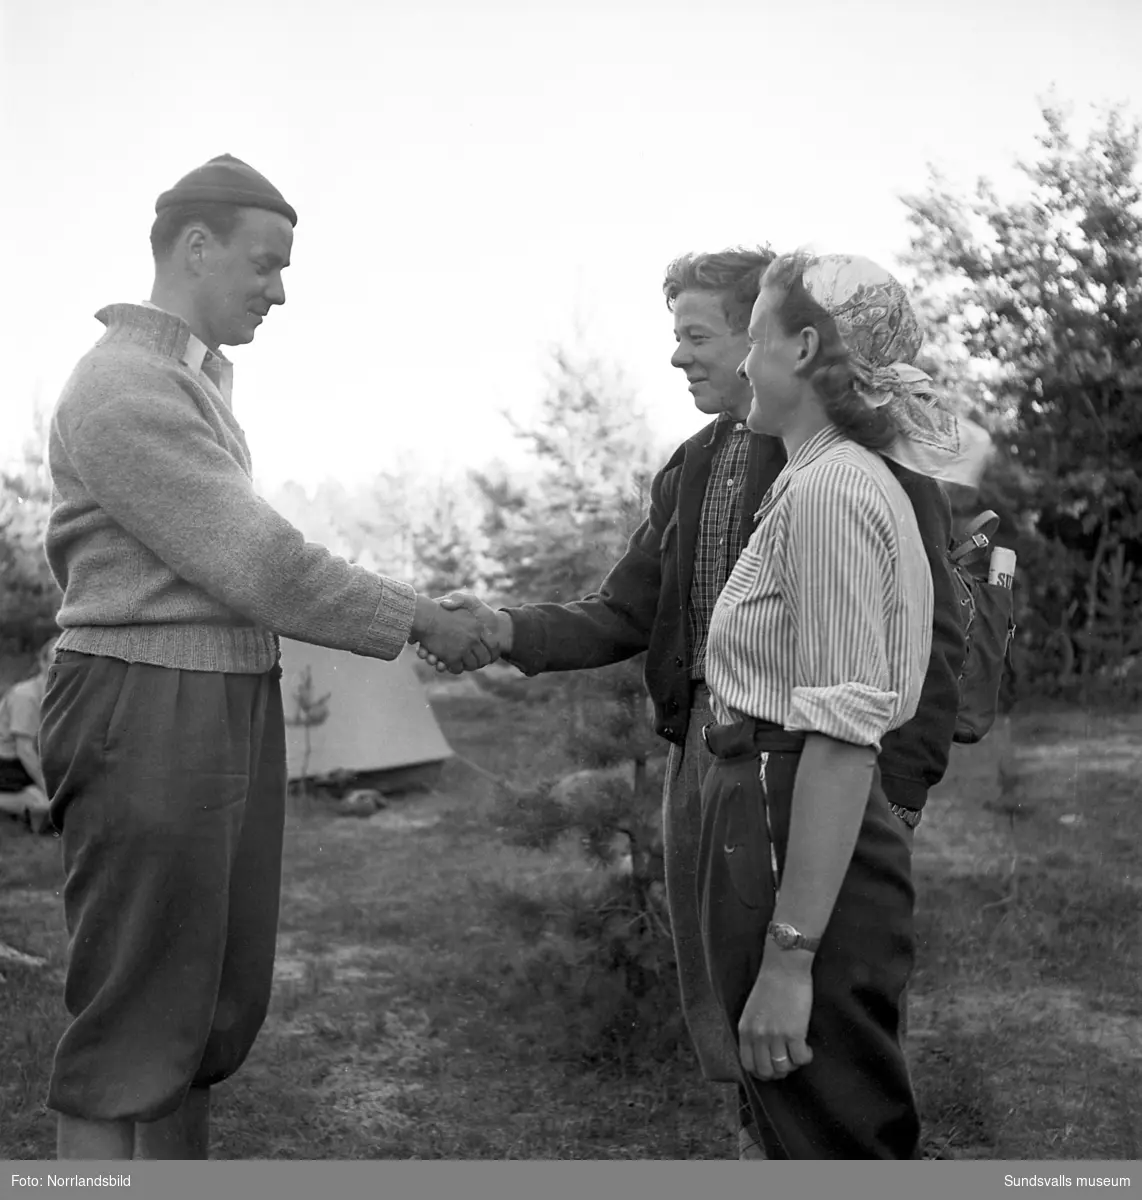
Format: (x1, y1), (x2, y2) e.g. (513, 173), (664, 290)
(949, 510), (1000, 568)
(948, 511), (1016, 745)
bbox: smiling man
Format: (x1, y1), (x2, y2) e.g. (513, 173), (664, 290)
(429, 245), (966, 1157)
(39, 154), (491, 1162)
(494, 249), (819, 1109)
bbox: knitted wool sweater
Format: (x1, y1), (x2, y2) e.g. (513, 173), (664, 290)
(45, 303), (417, 673)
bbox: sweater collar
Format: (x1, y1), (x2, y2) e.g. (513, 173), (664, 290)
(94, 303), (234, 405)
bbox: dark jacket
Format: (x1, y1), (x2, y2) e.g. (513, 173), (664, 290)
(505, 419), (966, 811)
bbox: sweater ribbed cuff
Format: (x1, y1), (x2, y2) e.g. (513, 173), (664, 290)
(360, 578), (418, 659)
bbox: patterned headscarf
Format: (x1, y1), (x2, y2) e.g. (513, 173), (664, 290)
(799, 254), (992, 488)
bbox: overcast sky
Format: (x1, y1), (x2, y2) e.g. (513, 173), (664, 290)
(2, 0), (1139, 491)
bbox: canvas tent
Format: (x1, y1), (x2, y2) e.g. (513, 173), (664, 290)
(279, 639), (452, 786)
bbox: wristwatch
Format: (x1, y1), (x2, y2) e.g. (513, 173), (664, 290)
(767, 921), (821, 953)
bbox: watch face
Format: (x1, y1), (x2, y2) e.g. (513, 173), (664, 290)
(771, 923), (796, 948)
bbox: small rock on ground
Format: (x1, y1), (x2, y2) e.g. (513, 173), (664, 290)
(335, 789), (387, 817)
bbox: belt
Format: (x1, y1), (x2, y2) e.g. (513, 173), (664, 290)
(701, 717), (807, 758)
(701, 718), (923, 829)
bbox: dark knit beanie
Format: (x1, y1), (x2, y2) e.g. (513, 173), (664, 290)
(155, 153), (297, 226)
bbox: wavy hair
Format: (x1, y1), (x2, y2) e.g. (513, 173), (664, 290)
(760, 252), (898, 451)
(662, 245), (776, 333)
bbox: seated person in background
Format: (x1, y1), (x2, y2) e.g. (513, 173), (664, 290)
(0, 636), (58, 835)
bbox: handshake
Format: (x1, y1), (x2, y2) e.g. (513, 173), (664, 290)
(409, 592), (514, 674)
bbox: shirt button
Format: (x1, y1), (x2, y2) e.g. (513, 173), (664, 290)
(726, 479), (735, 488)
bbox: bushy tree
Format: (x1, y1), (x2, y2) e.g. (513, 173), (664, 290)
(410, 479), (484, 596)
(901, 101), (1142, 699)
(474, 346), (658, 604)
(266, 472), (420, 581)
(1, 404), (61, 651)
(491, 664), (687, 1070)
(283, 664), (332, 793)
(267, 467), (486, 591)
(480, 347), (685, 1068)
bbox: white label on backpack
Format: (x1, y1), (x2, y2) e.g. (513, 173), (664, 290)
(988, 547), (1017, 589)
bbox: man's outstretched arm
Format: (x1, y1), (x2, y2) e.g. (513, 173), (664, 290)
(422, 452), (682, 674)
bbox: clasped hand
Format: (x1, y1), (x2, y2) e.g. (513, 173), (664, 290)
(410, 592), (508, 675)
(738, 954), (815, 1083)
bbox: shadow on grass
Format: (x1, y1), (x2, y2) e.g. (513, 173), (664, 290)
(4, 698), (1139, 1161)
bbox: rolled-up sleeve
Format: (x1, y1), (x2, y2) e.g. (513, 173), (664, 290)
(781, 464), (898, 748)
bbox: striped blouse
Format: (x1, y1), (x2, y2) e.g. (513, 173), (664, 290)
(705, 425), (933, 750)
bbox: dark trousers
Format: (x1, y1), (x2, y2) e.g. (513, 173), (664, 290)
(39, 650), (286, 1123)
(662, 685), (743, 1082)
(696, 718), (920, 1159)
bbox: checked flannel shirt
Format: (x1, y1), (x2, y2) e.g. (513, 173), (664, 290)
(688, 414), (754, 681)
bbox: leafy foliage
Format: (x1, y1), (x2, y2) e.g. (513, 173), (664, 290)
(481, 346), (679, 1065)
(284, 665), (332, 788)
(410, 482), (483, 596)
(473, 346), (658, 604)
(901, 101), (1142, 699)
(1, 405), (61, 652)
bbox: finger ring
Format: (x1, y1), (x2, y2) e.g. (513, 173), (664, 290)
(772, 1054), (789, 1063)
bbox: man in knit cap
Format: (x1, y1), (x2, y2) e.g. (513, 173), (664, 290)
(40, 154), (491, 1160)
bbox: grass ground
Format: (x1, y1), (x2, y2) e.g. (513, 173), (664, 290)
(907, 708), (1141, 1160)
(1, 666), (1138, 1160)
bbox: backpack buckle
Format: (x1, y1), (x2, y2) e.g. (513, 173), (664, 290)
(950, 510), (1000, 569)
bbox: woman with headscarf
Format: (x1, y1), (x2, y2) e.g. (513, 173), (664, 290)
(696, 252), (990, 1159)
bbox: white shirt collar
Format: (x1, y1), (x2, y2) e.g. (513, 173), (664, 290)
(140, 301), (233, 405)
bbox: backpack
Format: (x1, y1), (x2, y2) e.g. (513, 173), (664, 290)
(947, 511), (1016, 744)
